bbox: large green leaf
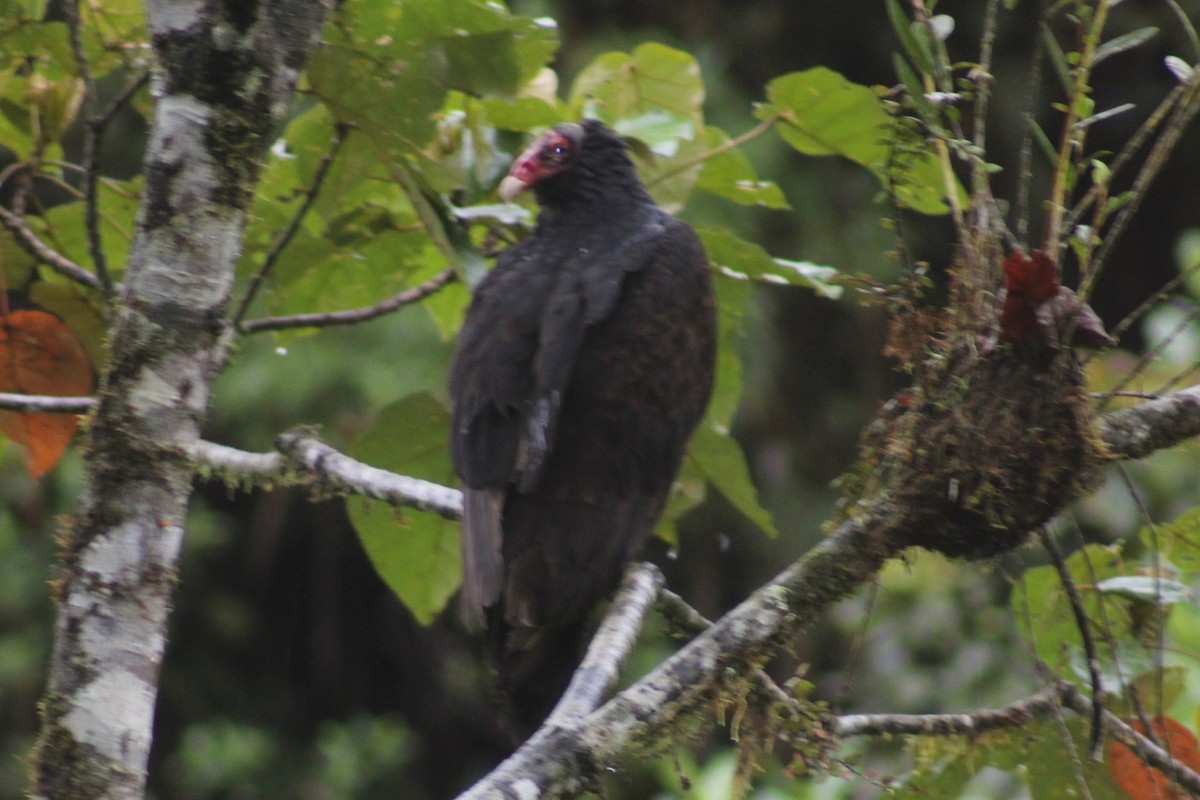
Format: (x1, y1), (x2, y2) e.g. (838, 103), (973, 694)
(402, 0), (558, 91)
(567, 44), (708, 210)
(756, 67), (959, 215)
(698, 226), (842, 298)
(1011, 543), (1129, 676)
(569, 42), (704, 127)
(1142, 506), (1200, 574)
(81, 0), (146, 74)
(266, 226), (444, 321)
(309, 0), (557, 148)
(695, 126), (790, 209)
(683, 423), (778, 539)
(347, 393), (460, 625)
(34, 175), (142, 277)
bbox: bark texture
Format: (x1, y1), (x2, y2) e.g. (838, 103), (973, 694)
(30, 3), (330, 798)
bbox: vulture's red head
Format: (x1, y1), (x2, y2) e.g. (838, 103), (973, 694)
(497, 120), (646, 209)
(498, 123), (584, 202)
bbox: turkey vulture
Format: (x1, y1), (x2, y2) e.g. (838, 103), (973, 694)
(449, 119), (717, 737)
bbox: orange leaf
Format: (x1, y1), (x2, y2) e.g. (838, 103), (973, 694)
(0, 310), (95, 478)
(1108, 716), (1200, 800)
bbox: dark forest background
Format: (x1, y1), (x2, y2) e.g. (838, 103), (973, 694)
(2, 1), (1198, 798)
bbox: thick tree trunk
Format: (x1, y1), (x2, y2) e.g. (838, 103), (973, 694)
(29, 3), (330, 798)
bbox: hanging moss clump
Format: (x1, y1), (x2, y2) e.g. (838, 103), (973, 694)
(841, 245), (1112, 559)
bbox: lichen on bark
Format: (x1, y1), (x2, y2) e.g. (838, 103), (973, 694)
(29, 3), (331, 799)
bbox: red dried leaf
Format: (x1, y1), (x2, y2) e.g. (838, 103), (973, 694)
(0, 310), (95, 478)
(999, 250), (1112, 350)
(1107, 716), (1200, 800)
(999, 250), (1060, 343)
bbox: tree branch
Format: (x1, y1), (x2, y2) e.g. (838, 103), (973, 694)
(274, 431), (463, 519)
(238, 267), (456, 334)
(547, 563), (665, 725)
(1099, 384), (1200, 459)
(835, 684), (1065, 738)
(455, 514), (896, 800)
(0, 204), (102, 289)
(0, 393), (96, 413)
(834, 680), (1200, 797)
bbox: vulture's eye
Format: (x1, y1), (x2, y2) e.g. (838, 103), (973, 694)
(538, 132), (573, 166)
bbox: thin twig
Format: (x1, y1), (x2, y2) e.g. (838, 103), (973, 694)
(835, 685), (1064, 737)
(64, 0), (115, 297)
(971, 0), (1003, 194)
(1062, 74), (1193, 239)
(1014, 11), (1047, 246)
(838, 680), (1200, 798)
(0, 393), (96, 413)
(0, 204), (101, 289)
(1044, 0), (1111, 252)
(1081, 66), (1200, 300)
(232, 122), (353, 325)
(238, 267), (456, 334)
(644, 114), (779, 188)
(1037, 527), (1105, 759)
(1106, 302), (1200, 400)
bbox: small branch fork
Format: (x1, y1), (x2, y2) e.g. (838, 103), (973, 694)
(0, 203), (102, 290)
(232, 122), (355, 326)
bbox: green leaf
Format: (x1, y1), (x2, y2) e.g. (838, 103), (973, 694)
(481, 95), (560, 131)
(885, 0), (935, 74)
(34, 175), (142, 277)
(306, 41), (449, 147)
(684, 423), (778, 539)
(347, 393), (461, 625)
(613, 110), (694, 157)
(402, 0), (558, 91)
(1011, 543), (1128, 675)
(1142, 506), (1200, 574)
(891, 51), (933, 122)
(569, 42), (704, 128)
(705, 269), (750, 430)
(756, 67), (959, 215)
(698, 226), (843, 298)
(695, 126), (790, 209)
(267, 227), (444, 321)
(1095, 575), (1192, 605)
(1094, 26), (1158, 66)
(80, 0), (147, 74)
(0, 229), (38, 290)
(1040, 24), (1073, 96)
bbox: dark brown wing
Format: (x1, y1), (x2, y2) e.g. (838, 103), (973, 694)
(449, 211), (700, 629)
(450, 239), (547, 628)
(494, 215), (716, 732)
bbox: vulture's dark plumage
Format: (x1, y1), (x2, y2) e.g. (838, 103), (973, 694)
(449, 119), (716, 738)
